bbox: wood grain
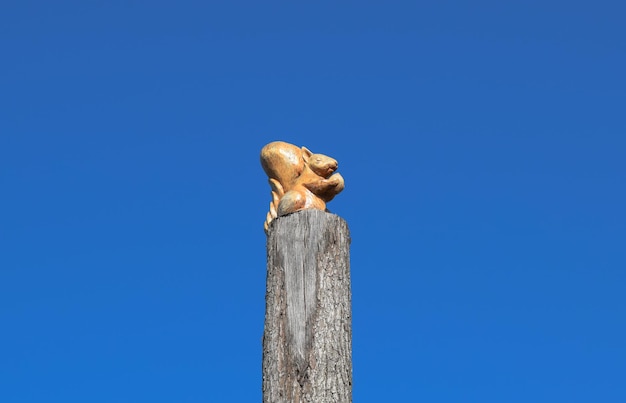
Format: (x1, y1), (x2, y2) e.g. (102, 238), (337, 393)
(263, 210), (352, 403)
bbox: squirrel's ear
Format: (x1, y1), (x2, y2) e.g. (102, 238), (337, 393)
(301, 146), (313, 161)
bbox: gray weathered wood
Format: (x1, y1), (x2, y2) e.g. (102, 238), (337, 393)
(263, 210), (352, 403)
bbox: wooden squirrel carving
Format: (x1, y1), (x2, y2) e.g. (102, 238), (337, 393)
(260, 141), (345, 233)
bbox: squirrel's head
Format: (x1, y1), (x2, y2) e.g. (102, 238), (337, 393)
(302, 147), (338, 179)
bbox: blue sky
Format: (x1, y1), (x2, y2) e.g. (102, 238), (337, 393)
(1, 1), (625, 402)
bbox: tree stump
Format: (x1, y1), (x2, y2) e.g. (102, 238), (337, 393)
(262, 210), (352, 403)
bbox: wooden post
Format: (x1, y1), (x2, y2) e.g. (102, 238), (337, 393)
(262, 210), (352, 403)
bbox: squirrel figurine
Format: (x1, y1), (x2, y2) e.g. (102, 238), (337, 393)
(260, 141), (345, 233)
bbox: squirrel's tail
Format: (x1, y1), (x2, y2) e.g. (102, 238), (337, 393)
(264, 178), (283, 234)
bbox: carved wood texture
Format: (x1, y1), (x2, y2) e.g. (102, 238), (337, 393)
(263, 210), (352, 403)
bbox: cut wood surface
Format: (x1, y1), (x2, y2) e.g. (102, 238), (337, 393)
(263, 210), (352, 403)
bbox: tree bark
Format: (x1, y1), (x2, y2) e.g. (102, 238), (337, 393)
(262, 210), (352, 403)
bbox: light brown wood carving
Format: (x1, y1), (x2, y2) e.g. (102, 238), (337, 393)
(260, 141), (345, 232)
